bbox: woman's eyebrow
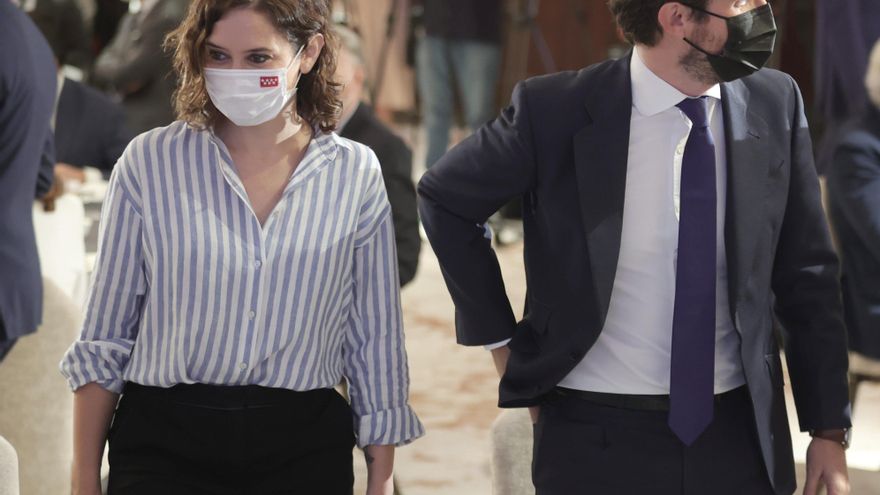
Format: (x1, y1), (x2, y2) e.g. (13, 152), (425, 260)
(206, 41), (274, 54)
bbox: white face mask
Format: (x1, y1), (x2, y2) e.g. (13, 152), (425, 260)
(204, 45), (304, 127)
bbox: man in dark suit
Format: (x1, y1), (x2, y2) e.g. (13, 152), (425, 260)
(91, 0), (187, 135)
(827, 41), (880, 363)
(419, 1), (851, 494)
(335, 26), (420, 287)
(0, 0), (58, 362)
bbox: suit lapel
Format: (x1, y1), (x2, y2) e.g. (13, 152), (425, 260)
(721, 80), (769, 321)
(573, 56), (632, 325)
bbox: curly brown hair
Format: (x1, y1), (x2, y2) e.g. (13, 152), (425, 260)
(165, 0), (341, 132)
(607, 0), (709, 46)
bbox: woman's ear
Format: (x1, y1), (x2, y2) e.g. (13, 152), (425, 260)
(299, 34), (325, 75)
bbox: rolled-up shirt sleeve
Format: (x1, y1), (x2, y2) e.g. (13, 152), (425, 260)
(60, 160), (146, 394)
(343, 162), (424, 448)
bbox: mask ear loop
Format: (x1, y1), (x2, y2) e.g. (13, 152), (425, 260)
(284, 42), (309, 125)
(680, 3), (728, 58)
(678, 2), (730, 21)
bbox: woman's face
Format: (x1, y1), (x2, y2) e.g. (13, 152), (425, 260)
(204, 7), (309, 91)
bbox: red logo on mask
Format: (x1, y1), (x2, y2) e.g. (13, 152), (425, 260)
(260, 76), (279, 88)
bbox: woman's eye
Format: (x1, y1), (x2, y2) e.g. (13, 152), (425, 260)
(208, 50), (228, 61)
(249, 54), (270, 64)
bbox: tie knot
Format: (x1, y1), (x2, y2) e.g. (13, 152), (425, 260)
(676, 96), (710, 129)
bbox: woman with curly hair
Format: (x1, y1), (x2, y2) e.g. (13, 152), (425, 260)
(62, 1), (423, 493)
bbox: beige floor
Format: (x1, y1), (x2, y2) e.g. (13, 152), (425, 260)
(374, 239), (880, 494)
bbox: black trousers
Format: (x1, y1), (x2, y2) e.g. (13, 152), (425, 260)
(532, 386), (777, 495)
(107, 382), (355, 495)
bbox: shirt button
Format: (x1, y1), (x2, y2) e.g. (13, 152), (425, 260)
(254, 260), (262, 268)
(676, 145), (685, 155)
(239, 362), (248, 371)
(248, 310), (256, 319)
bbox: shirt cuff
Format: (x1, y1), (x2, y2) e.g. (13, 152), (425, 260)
(484, 338), (512, 351)
(355, 404), (425, 448)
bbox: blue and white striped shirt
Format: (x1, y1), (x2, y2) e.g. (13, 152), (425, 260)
(60, 121), (424, 447)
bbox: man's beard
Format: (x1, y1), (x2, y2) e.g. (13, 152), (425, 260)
(680, 27), (723, 85)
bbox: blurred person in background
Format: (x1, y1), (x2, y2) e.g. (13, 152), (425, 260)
(827, 40), (880, 368)
(30, 3), (134, 185)
(92, 0), (129, 54)
(0, 0), (57, 363)
(419, 0), (852, 494)
(91, 0), (187, 134)
(814, 0), (880, 174)
(414, 0), (503, 170)
(335, 24), (420, 287)
(61, 1), (423, 494)
(25, 0), (93, 74)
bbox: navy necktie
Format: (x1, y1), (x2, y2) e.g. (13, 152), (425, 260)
(668, 96), (717, 446)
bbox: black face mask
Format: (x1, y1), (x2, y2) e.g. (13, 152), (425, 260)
(682, 3), (778, 82)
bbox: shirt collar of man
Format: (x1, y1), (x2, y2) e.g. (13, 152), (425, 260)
(630, 45), (721, 118)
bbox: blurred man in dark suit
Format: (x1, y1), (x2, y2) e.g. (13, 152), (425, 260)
(335, 25), (420, 287)
(0, 0), (58, 362)
(91, 0), (187, 134)
(827, 40), (880, 365)
(815, 0), (880, 173)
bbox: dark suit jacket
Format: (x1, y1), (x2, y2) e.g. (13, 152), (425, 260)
(827, 105), (880, 360)
(0, 2), (57, 344)
(91, 0), (187, 135)
(341, 104), (420, 286)
(418, 54), (851, 494)
(56, 77), (133, 177)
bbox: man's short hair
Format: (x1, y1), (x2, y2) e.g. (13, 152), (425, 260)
(607, 0), (709, 46)
(334, 24), (366, 68)
(867, 39), (880, 107)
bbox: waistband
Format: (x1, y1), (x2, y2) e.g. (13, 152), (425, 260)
(122, 382), (335, 411)
(552, 385), (748, 412)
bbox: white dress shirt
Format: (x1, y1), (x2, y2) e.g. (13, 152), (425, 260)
(555, 48), (746, 394)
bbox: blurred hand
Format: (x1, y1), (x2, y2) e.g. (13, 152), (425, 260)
(803, 438), (850, 495)
(55, 162), (86, 183)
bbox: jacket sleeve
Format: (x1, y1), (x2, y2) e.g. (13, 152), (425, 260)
(380, 139), (420, 287)
(35, 129), (55, 198)
(417, 81), (537, 346)
(827, 131), (880, 262)
(771, 75), (851, 432)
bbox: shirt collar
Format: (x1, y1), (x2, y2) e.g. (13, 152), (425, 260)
(630, 46), (721, 117)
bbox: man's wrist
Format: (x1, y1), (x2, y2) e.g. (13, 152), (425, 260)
(809, 428), (851, 450)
